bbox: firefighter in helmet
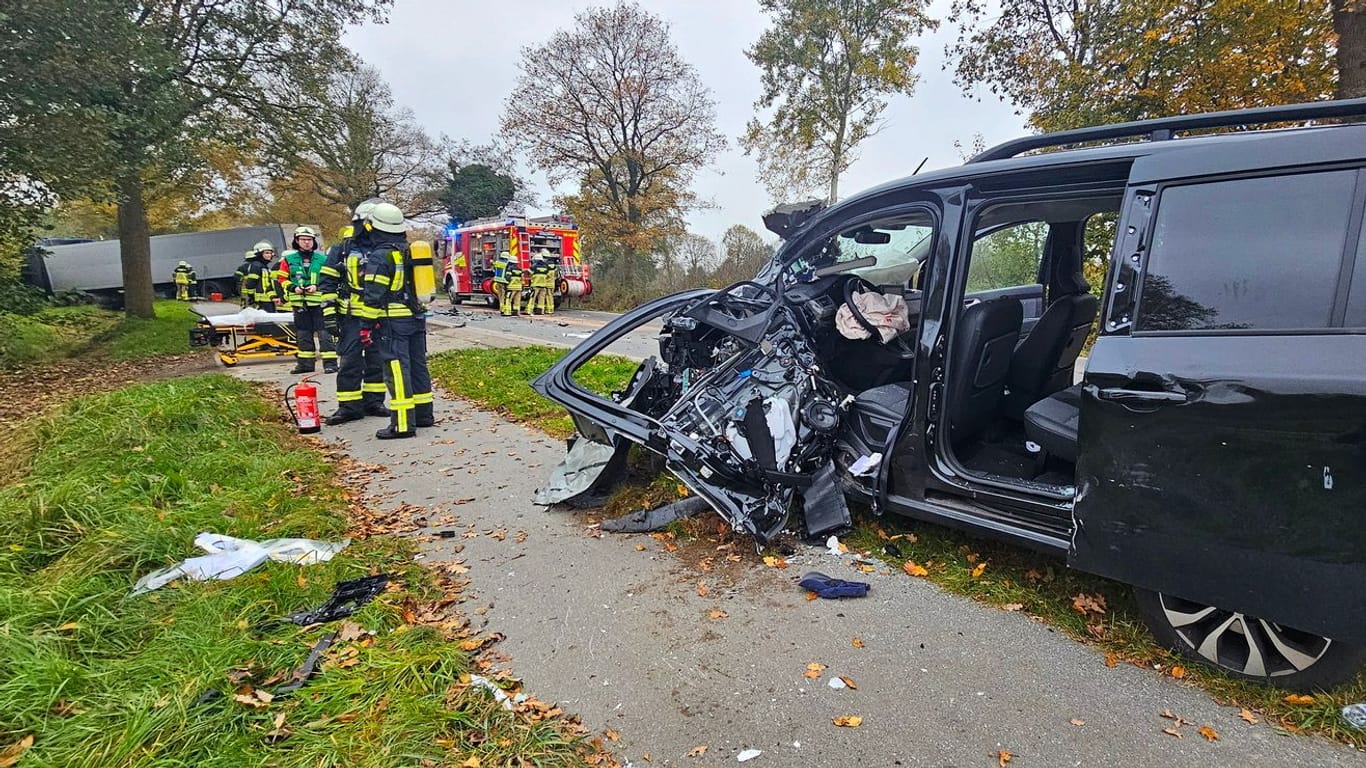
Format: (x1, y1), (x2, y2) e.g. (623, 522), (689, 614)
(501, 255), (524, 317)
(240, 241), (283, 311)
(491, 250), (511, 308)
(235, 250), (255, 307)
(529, 249), (554, 316)
(172, 261), (197, 301)
(360, 202), (435, 439)
(278, 225), (337, 374)
(318, 200), (390, 423)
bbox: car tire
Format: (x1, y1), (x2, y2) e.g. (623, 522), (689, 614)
(485, 294), (498, 307)
(1134, 588), (1366, 691)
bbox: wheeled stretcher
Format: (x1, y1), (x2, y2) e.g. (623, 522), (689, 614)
(190, 305), (298, 366)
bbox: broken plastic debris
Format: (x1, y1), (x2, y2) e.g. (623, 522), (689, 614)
(797, 571), (870, 599)
(825, 535), (842, 557)
(132, 533), (349, 594)
(737, 749), (763, 762)
(1344, 703), (1366, 729)
(827, 676), (847, 690)
(286, 574), (390, 626)
(849, 452), (882, 477)
(469, 674), (515, 711)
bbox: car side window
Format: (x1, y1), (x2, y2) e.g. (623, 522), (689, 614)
(1136, 170), (1357, 332)
(966, 221), (1047, 293)
(1342, 208), (1366, 327)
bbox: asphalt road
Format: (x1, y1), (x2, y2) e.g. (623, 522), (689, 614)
(224, 312), (1362, 768)
(426, 298), (661, 360)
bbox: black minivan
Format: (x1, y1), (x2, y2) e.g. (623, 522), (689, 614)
(533, 99), (1366, 690)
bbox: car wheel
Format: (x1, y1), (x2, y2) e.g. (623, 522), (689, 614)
(1134, 588), (1366, 691)
(445, 279), (460, 304)
(485, 294), (498, 307)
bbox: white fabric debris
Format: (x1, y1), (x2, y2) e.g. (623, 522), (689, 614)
(849, 452), (883, 477)
(826, 535), (842, 557)
(203, 307), (297, 327)
(835, 292), (911, 343)
(725, 397), (797, 468)
(737, 749), (763, 762)
(132, 532), (349, 594)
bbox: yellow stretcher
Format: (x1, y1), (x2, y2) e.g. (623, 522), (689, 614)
(190, 304), (298, 366)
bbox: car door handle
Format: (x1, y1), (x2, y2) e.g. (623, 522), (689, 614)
(1096, 387), (1187, 404)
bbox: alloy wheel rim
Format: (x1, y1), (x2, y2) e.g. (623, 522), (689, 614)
(1158, 593), (1332, 678)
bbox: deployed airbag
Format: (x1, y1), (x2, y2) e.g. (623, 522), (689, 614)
(836, 292), (911, 343)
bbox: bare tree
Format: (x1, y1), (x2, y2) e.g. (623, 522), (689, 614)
(500, 2), (726, 287)
(296, 64), (447, 218)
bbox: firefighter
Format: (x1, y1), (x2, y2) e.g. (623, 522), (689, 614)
(319, 201), (389, 423)
(529, 250), (554, 316)
(492, 250), (510, 307)
(278, 225), (337, 374)
(361, 202), (434, 439)
(240, 241), (283, 311)
(501, 258), (524, 317)
(235, 251), (255, 307)
(172, 261), (196, 301)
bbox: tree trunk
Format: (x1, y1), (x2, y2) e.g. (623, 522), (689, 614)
(1336, 0), (1366, 99)
(117, 170), (156, 318)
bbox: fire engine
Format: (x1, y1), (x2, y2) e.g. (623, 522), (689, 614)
(436, 214), (592, 307)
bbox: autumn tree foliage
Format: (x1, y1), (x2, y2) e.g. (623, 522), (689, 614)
(500, 2), (726, 290)
(947, 0), (1338, 133)
(743, 0), (935, 204)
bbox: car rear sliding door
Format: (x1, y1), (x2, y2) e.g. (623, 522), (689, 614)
(1073, 143), (1366, 643)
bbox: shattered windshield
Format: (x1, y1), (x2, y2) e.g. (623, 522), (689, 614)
(786, 211), (935, 286)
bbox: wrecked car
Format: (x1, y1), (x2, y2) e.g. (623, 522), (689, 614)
(534, 98), (1366, 691)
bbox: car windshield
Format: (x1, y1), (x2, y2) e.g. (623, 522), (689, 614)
(785, 211), (934, 286)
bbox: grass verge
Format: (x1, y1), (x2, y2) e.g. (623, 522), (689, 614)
(429, 345), (640, 439)
(104, 300), (197, 360)
(430, 344), (1366, 747)
(0, 305), (118, 369)
(0, 374), (597, 767)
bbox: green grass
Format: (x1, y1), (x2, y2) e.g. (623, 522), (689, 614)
(428, 346), (641, 439)
(0, 305), (118, 369)
(105, 300), (197, 360)
(430, 344), (1366, 747)
(0, 375), (594, 767)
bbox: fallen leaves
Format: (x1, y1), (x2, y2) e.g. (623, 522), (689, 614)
(604, 728), (620, 743)
(1069, 718), (1085, 727)
(708, 609), (728, 620)
(996, 749), (1013, 767)
(1283, 694), (1316, 706)
(232, 687), (274, 708)
(832, 715), (863, 728)
(687, 744), (708, 757)
(970, 562), (988, 579)
(1104, 652), (1119, 668)
(264, 712), (292, 743)
(696, 581), (709, 598)
(0, 735), (34, 768)
(1239, 708), (1259, 724)
(851, 637), (864, 648)
(1168, 665), (1187, 679)
(902, 560), (929, 577)
(1198, 725), (1219, 742)
(762, 555), (788, 570)
(1071, 593), (1107, 617)
(837, 675), (858, 690)
(803, 662), (827, 679)
(1002, 603), (1024, 612)
(1162, 727), (1183, 739)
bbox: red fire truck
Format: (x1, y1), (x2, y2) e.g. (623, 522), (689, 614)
(436, 214), (592, 307)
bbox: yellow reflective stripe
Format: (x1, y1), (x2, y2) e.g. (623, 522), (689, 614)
(337, 390), (363, 402)
(390, 250), (405, 291)
(321, 351), (338, 360)
(389, 360), (409, 433)
(320, 266), (341, 277)
(297, 351), (317, 358)
(365, 274), (391, 285)
(383, 305), (413, 317)
(413, 392), (433, 404)
(362, 382), (388, 393)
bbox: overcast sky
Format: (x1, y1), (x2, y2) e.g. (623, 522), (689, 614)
(345, 0), (1026, 244)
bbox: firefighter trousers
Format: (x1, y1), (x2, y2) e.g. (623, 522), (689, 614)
(531, 286), (553, 314)
(292, 305), (336, 368)
(378, 316), (433, 434)
(335, 315), (387, 415)
(501, 279), (523, 316)
(175, 283), (190, 301)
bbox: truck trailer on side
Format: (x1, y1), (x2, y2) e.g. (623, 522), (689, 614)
(25, 225), (296, 305)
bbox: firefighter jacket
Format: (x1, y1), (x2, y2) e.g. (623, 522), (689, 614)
(173, 264), (196, 285)
(277, 249), (327, 308)
(318, 230), (376, 320)
(529, 260), (553, 289)
(360, 232), (423, 320)
(240, 258), (282, 305)
(492, 253), (510, 284)
(505, 262), (524, 287)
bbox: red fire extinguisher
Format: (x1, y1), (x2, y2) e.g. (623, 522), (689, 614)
(285, 376), (321, 434)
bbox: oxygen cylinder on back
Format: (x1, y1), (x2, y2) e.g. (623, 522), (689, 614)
(408, 240), (436, 305)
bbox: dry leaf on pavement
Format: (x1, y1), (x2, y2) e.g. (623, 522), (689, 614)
(708, 609), (728, 620)
(604, 728), (620, 743)
(996, 749), (1013, 766)
(902, 561), (928, 577)
(832, 715), (862, 727)
(838, 676), (858, 690)
(696, 581), (709, 597)
(1198, 725), (1219, 742)
(851, 637), (864, 648)
(804, 662), (827, 679)
(1239, 709), (1259, 724)
(1169, 665), (1187, 679)
(1002, 603), (1024, 612)
(762, 555), (788, 569)
(805, 591), (819, 601)
(687, 745), (707, 757)
(1162, 727), (1183, 738)
(1104, 652), (1119, 668)
(1070, 718), (1085, 727)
